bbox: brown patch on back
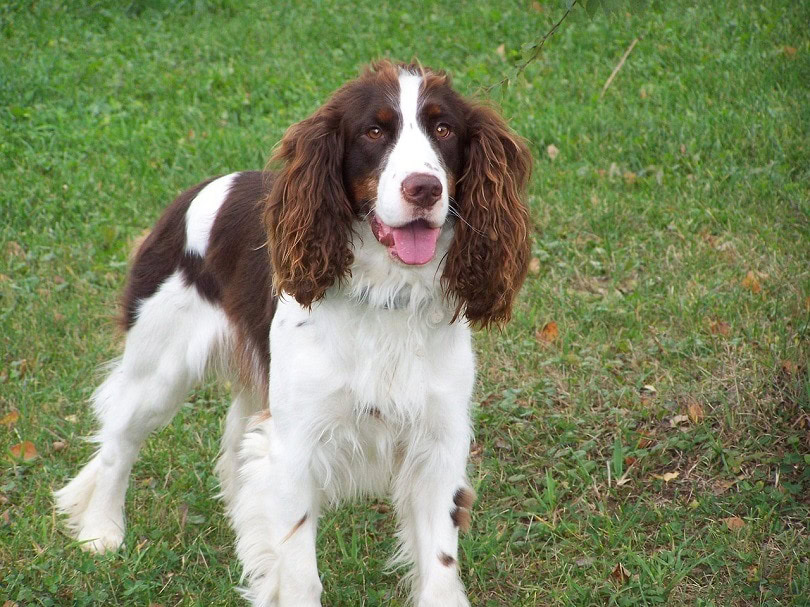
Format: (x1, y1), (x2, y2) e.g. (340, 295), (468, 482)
(120, 176), (219, 330)
(439, 552), (456, 567)
(121, 172), (275, 400)
(281, 513), (308, 543)
(205, 172), (276, 398)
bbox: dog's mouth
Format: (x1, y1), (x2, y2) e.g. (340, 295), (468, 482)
(369, 215), (442, 266)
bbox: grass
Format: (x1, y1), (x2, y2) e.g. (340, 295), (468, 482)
(1, 0), (809, 605)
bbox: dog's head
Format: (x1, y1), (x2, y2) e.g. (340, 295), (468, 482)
(264, 60), (532, 327)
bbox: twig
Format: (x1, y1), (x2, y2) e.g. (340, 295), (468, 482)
(482, 1), (578, 94)
(600, 36), (640, 99)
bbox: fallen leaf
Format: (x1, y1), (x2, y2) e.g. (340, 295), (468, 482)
(6, 241), (24, 258)
(0, 410), (19, 426)
(637, 436), (654, 449)
(494, 438), (510, 451)
(9, 441), (37, 461)
(495, 43), (506, 61)
(741, 270), (761, 294)
(615, 474), (632, 487)
(178, 503), (189, 529)
(536, 321), (559, 343)
(64, 414), (78, 423)
(670, 414), (689, 427)
(52, 440), (67, 451)
(653, 471), (679, 482)
(1, 510), (10, 526)
(610, 562), (631, 584)
(783, 46), (797, 57)
(528, 257), (541, 275)
(639, 87), (648, 99)
(640, 385), (657, 397)
(546, 144), (559, 161)
(724, 516), (745, 531)
(531, 1), (544, 12)
(576, 556), (595, 567)
(623, 171), (637, 185)
(713, 479), (735, 495)
(781, 360), (799, 375)
(686, 400), (704, 423)
(709, 320), (730, 336)
(370, 501), (391, 514)
(53, 311), (66, 322)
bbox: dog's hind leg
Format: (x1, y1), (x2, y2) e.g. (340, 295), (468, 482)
(54, 271), (229, 553)
(216, 388), (266, 508)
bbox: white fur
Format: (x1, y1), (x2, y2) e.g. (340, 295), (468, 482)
(376, 71), (449, 228)
(54, 271), (245, 551)
(231, 226), (474, 606)
(185, 173), (238, 256)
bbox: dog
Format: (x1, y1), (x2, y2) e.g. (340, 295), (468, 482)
(55, 60), (532, 606)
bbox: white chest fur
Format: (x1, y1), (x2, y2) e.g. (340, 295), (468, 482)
(268, 293), (475, 502)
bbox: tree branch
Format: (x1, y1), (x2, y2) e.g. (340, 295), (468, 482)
(482, 1), (578, 94)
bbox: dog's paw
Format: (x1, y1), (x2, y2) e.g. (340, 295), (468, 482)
(76, 521), (125, 553)
(418, 585), (470, 607)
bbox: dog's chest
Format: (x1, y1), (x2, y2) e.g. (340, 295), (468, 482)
(270, 298), (472, 417)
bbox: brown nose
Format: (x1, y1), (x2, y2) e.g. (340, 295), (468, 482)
(401, 173), (442, 208)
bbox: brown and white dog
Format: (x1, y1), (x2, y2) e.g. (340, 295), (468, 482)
(55, 61), (532, 606)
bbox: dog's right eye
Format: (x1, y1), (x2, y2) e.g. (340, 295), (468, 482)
(366, 126), (383, 140)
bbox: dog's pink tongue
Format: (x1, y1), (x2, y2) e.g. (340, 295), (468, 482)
(391, 222), (441, 265)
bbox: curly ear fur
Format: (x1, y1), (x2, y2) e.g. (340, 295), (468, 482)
(263, 106), (354, 306)
(442, 104), (533, 328)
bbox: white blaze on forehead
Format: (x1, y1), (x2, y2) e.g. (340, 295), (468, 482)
(375, 71), (449, 227)
(398, 71), (422, 131)
(184, 172), (238, 256)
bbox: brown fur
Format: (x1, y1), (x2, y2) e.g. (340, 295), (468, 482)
(263, 99), (356, 307)
(450, 506), (472, 532)
(439, 552), (456, 567)
(442, 104), (532, 328)
(453, 487), (476, 510)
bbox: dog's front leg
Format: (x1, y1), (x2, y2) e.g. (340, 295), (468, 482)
(230, 414), (322, 607)
(394, 422), (474, 607)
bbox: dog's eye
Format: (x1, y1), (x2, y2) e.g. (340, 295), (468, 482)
(366, 126), (383, 140)
(436, 124), (451, 138)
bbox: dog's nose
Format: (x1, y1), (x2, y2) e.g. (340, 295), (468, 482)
(401, 173), (442, 208)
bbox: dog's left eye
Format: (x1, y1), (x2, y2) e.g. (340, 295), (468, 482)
(435, 124), (451, 138)
(367, 126), (383, 140)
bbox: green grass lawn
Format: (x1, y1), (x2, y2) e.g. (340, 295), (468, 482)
(2, 0), (809, 605)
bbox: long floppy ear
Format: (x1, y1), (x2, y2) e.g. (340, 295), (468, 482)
(263, 106), (354, 306)
(442, 103), (533, 328)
